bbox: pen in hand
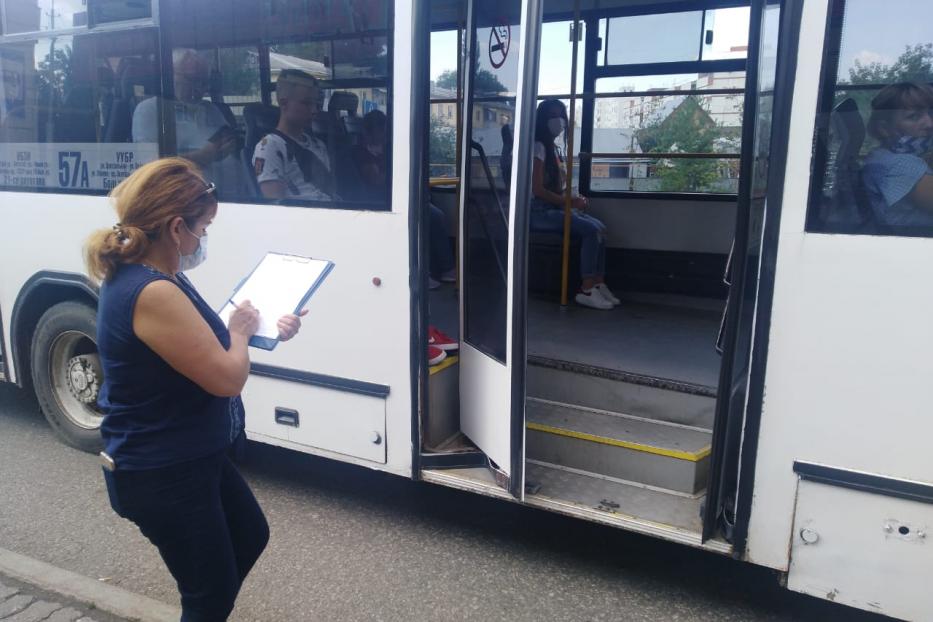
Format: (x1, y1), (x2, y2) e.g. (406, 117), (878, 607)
(228, 300), (260, 337)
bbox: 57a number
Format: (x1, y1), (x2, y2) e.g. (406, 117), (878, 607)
(58, 151), (89, 188)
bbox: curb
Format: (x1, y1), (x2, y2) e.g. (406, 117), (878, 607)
(0, 547), (180, 622)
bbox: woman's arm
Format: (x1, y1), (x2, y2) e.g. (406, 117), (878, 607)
(133, 280), (258, 397)
(531, 157), (566, 206)
(531, 157), (587, 210)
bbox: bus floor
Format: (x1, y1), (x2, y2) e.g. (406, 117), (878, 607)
(426, 286), (722, 537)
(428, 285), (724, 389)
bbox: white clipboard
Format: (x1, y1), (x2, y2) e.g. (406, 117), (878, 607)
(218, 252), (334, 350)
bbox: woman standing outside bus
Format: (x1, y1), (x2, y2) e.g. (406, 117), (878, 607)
(84, 158), (305, 620)
(530, 99), (620, 310)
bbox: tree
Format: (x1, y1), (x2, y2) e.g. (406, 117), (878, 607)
(217, 48), (261, 97)
(637, 96), (724, 193)
(841, 43), (933, 152)
(429, 115), (457, 176)
(847, 43), (933, 86)
(37, 43), (73, 105)
(435, 68), (507, 95)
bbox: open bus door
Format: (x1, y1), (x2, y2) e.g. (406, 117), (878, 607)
(705, 0), (790, 544)
(457, 0), (541, 498)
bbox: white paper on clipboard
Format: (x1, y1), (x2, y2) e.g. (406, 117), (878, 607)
(219, 253), (332, 340)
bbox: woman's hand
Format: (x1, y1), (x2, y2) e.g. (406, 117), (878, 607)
(228, 300), (260, 338)
(572, 196), (588, 211)
(277, 309), (309, 341)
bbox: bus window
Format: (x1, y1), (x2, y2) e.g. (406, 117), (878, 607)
(605, 11), (704, 66)
(537, 20), (585, 98)
(0, 30), (161, 192)
(584, 8), (749, 197)
(806, 0), (933, 237)
(591, 73), (744, 194)
(4, 0), (88, 34)
(430, 29), (459, 178)
(90, 0), (152, 26)
(159, 0), (392, 209)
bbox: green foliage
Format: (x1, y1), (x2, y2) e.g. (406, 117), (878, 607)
(435, 69), (457, 89)
(637, 96), (723, 193)
(218, 48), (260, 97)
(838, 44), (933, 154)
(429, 115), (457, 176)
(37, 42), (73, 104)
(847, 43), (933, 85)
(435, 68), (506, 95)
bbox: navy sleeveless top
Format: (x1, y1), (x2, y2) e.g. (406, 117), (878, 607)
(97, 263), (244, 470)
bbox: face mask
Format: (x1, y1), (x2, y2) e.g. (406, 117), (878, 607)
(178, 222), (208, 272)
(366, 143), (384, 156)
(548, 117), (566, 138)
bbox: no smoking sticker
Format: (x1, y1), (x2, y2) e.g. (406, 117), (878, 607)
(488, 23), (511, 69)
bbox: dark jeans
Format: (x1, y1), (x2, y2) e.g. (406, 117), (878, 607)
(429, 203), (455, 276)
(530, 205), (607, 279)
(104, 452), (269, 622)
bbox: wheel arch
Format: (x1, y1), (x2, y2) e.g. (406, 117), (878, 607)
(11, 271), (99, 388)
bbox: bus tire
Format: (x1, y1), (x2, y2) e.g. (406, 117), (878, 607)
(30, 301), (105, 453)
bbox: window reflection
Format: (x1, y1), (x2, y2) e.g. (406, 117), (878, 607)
(808, 0), (933, 236)
(0, 32), (160, 191)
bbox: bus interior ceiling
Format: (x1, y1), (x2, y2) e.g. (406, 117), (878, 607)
(425, 0), (745, 535)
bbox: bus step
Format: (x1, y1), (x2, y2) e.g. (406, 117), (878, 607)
(527, 356), (716, 429)
(525, 398), (711, 495)
(524, 461), (703, 534)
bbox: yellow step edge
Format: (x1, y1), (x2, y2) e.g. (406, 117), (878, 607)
(429, 354), (459, 375)
(526, 422), (711, 462)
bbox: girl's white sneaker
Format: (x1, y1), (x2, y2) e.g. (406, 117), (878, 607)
(575, 288), (614, 310)
(594, 283), (620, 306)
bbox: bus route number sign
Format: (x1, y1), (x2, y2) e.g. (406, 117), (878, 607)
(488, 23), (510, 69)
(58, 151), (90, 189)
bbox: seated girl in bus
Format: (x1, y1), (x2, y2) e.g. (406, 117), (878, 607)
(862, 82), (933, 230)
(531, 99), (619, 310)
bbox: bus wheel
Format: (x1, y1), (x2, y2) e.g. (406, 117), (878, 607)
(30, 301), (104, 453)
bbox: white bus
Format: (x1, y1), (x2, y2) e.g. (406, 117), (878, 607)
(1, 0), (931, 619)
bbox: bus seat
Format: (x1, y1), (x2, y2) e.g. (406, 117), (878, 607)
(343, 115), (363, 142)
(209, 69), (238, 129)
(328, 91), (359, 117)
(827, 97), (872, 229)
(243, 103), (280, 196)
(104, 57), (156, 143)
(326, 91), (360, 144)
(500, 123), (514, 187)
(243, 103), (279, 160)
(53, 84), (99, 142)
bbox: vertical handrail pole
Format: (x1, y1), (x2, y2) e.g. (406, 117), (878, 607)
(560, 0), (582, 307)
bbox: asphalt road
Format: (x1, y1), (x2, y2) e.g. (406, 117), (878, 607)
(0, 383), (890, 622)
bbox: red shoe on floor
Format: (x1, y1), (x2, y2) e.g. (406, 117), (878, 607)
(429, 326), (459, 351)
(428, 345), (447, 366)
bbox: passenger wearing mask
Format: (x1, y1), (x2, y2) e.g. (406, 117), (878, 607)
(862, 82), (933, 230)
(531, 99), (618, 310)
(253, 69), (334, 201)
(85, 158), (306, 621)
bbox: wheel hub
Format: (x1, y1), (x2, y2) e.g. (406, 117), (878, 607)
(66, 355), (101, 404)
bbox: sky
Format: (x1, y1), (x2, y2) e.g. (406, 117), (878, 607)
(836, 0), (933, 80)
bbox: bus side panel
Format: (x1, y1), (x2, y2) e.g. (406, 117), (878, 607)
(788, 480), (933, 620)
(0, 194), (108, 386)
(744, 0), (933, 586)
